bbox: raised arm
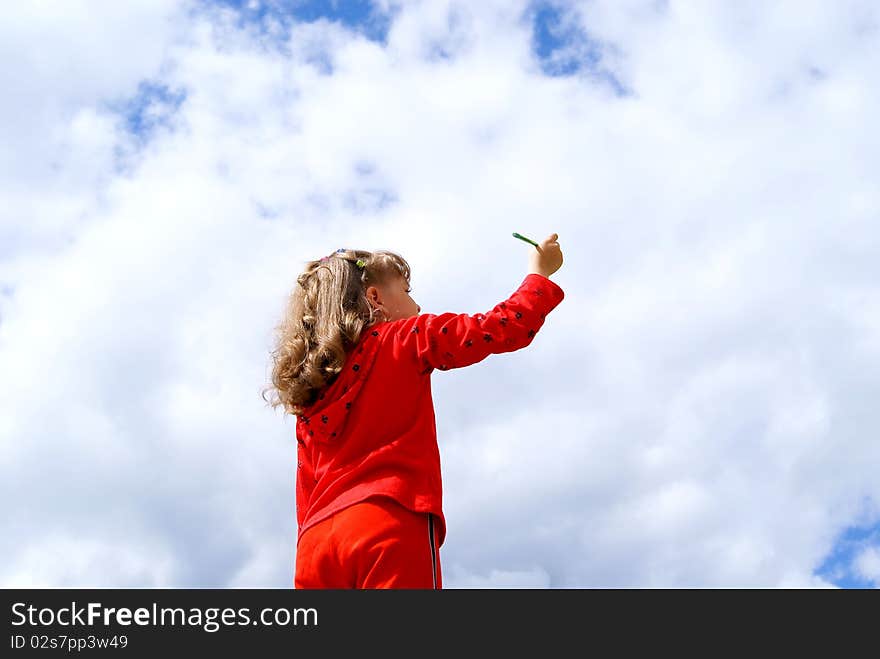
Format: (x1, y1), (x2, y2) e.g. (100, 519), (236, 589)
(389, 233), (565, 374)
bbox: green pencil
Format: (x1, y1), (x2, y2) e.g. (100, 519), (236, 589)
(512, 232), (539, 247)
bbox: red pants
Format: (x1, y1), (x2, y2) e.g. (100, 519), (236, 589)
(295, 497), (442, 589)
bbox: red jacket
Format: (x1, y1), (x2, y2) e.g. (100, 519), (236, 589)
(295, 273), (565, 547)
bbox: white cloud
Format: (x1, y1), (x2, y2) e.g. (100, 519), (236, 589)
(1, 0), (879, 587)
(446, 565), (551, 588)
(854, 545), (880, 585)
(4, 532), (178, 588)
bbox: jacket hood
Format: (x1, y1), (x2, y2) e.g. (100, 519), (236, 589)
(296, 325), (385, 444)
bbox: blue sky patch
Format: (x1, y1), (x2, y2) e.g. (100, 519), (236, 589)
(531, 2), (591, 75)
(815, 519), (880, 588)
(200, 1), (629, 91)
(204, 0), (397, 45)
(525, 1), (629, 95)
(107, 81), (187, 142)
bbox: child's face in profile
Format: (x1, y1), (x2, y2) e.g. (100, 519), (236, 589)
(368, 274), (420, 322)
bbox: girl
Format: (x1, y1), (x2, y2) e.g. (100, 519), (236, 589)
(263, 233), (565, 588)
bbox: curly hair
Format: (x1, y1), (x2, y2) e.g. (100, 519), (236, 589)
(262, 248), (412, 416)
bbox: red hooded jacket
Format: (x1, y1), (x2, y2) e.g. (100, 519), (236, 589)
(295, 273), (565, 547)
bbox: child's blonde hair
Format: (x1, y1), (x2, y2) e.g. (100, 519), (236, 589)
(262, 248), (412, 416)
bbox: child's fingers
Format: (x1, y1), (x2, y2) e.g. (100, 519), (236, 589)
(533, 233), (560, 254)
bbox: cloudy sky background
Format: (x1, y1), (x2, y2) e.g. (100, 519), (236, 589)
(1, 0), (878, 588)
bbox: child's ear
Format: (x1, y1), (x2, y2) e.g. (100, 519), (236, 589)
(365, 285), (382, 308)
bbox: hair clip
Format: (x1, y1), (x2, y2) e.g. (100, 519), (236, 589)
(355, 259), (366, 269)
(319, 248), (345, 262)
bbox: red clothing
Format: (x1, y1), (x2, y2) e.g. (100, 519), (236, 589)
(295, 497), (442, 589)
(295, 273), (565, 549)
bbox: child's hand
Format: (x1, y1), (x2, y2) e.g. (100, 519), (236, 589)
(528, 232), (563, 278)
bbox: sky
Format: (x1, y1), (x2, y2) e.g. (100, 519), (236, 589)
(1, 0), (878, 588)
